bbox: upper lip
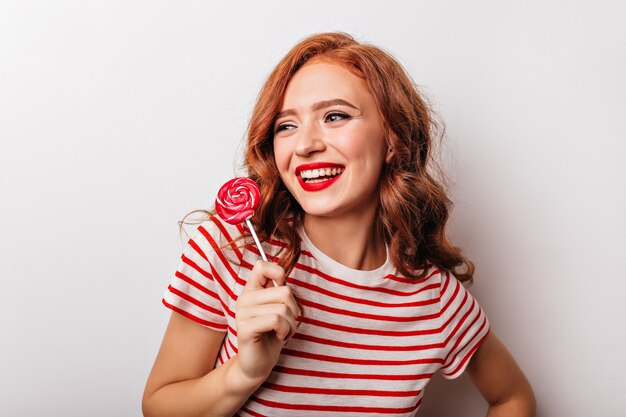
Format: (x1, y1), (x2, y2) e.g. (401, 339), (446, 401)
(295, 162), (345, 176)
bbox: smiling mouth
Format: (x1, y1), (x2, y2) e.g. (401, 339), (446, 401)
(299, 167), (345, 183)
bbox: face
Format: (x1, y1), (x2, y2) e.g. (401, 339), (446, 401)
(273, 61), (389, 220)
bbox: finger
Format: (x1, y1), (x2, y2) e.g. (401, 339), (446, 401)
(237, 302), (297, 322)
(245, 260), (286, 291)
(238, 313), (297, 343)
(238, 286), (301, 318)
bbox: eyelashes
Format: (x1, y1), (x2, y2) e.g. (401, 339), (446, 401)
(274, 112), (351, 134)
(274, 123), (296, 134)
(324, 112), (350, 123)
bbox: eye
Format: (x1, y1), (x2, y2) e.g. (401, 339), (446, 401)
(274, 122), (297, 134)
(325, 112), (350, 123)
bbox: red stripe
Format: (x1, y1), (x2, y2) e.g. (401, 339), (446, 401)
(162, 299), (227, 331)
(245, 244), (441, 299)
(444, 319), (489, 377)
(184, 224), (240, 302)
(296, 263), (440, 296)
(439, 277), (464, 329)
(228, 220), (288, 263)
(205, 260), (238, 304)
(439, 270), (451, 296)
(292, 332), (442, 352)
(174, 271), (219, 299)
(200, 225), (247, 287)
(244, 240), (316, 262)
(299, 297), (441, 322)
(167, 285), (224, 317)
(210, 216), (247, 263)
(236, 221), (285, 247)
(281, 348), (444, 366)
(263, 382), (421, 397)
(287, 277), (439, 308)
(240, 406), (267, 417)
(273, 365), (433, 381)
(251, 397), (421, 414)
(228, 336), (239, 354)
(384, 265), (434, 283)
(188, 239), (209, 262)
(266, 237), (287, 249)
(181, 253), (212, 279)
(444, 311), (485, 368)
(442, 292), (472, 345)
(444, 298), (478, 353)
(176, 264), (235, 319)
(209, 217), (259, 270)
(239, 244), (281, 263)
(299, 316), (445, 337)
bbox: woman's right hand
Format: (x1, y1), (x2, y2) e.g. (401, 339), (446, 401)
(235, 260), (300, 382)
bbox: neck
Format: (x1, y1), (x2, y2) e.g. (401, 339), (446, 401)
(302, 209), (386, 271)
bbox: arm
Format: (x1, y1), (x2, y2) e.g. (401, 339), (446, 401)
(142, 261), (300, 417)
(142, 312), (262, 417)
(467, 331), (536, 417)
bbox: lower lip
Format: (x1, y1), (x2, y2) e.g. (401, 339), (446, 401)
(297, 172), (343, 192)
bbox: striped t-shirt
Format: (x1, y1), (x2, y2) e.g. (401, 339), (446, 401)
(163, 216), (490, 416)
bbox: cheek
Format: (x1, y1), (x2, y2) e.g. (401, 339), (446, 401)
(273, 141), (292, 175)
(338, 123), (384, 155)
(338, 137), (385, 167)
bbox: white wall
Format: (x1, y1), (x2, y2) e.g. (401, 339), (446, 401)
(1, 1), (624, 416)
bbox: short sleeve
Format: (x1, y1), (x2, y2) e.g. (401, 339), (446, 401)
(439, 271), (490, 379)
(162, 221), (228, 332)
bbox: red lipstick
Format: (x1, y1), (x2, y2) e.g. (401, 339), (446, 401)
(296, 162), (345, 192)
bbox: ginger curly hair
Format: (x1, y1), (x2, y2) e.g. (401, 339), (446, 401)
(242, 32), (473, 283)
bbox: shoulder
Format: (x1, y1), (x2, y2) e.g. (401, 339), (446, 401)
(395, 265), (477, 308)
(391, 263), (450, 286)
(405, 264), (473, 294)
(436, 268), (480, 310)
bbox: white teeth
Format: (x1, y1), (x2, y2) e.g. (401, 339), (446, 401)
(300, 167), (344, 179)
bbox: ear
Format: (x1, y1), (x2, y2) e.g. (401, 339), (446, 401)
(385, 146), (395, 164)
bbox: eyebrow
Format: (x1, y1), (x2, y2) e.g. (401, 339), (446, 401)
(276, 99), (359, 119)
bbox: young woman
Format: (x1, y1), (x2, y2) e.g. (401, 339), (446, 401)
(143, 32), (535, 417)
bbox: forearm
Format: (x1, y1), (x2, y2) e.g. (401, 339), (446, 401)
(142, 355), (265, 417)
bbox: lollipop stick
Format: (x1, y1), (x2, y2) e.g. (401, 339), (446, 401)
(246, 219), (267, 262)
(245, 219), (278, 287)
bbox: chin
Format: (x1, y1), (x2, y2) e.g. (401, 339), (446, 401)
(299, 205), (337, 218)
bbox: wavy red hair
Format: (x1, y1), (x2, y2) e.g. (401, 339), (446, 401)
(240, 32), (473, 283)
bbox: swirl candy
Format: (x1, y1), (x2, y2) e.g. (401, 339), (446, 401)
(215, 177), (260, 224)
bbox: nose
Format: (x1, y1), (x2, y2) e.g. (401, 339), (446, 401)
(294, 121), (326, 157)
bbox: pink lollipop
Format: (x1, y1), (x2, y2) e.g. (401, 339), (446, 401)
(216, 177), (260, 224)
(216, 177), (276, 286)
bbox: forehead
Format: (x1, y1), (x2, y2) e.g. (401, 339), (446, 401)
(281, 61), (372, 108)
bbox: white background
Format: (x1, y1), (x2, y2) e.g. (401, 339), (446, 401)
(1, 1), (625, 416)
